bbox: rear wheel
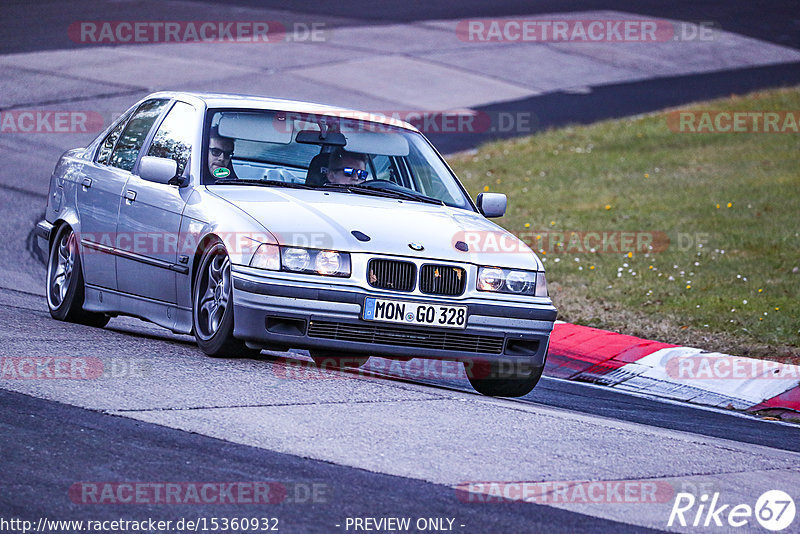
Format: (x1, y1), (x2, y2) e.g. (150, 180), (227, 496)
(465, 359), (543, 397)
(46, 224), (109, 327)
(310, 350), (369, 369)
(193, 240), (259, 358)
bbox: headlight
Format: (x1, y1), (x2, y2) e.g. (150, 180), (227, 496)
(315, 250), (343, 276)
(252, 245), (350, 277)
(477, 267), (504, 291)
(250, 244), (280, 270)
(282, 247), (311, 272)
(477, 267), (537, 295)
(250, 246), (350, 277)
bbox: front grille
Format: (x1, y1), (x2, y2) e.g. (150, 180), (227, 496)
(308, 321), (504, 354)
(419, 264), (466, 296)
(367, 259), (416, 292)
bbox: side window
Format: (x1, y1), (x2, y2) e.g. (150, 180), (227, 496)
(96, 116), (128, 166)
(109, 99), (169, 172)
(369, 155), (406, 186)
(146, 101), (195, 178)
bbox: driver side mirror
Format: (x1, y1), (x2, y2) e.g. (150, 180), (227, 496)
(139, 156), (179, 185)
(476, 192), (507, 218)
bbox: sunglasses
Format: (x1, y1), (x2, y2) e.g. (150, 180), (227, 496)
(333, 167), (369, 179)
(209, 147), (233, 158)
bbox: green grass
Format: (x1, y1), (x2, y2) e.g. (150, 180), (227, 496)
(449, 87), (800, 361)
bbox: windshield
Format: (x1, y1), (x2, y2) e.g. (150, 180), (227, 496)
(203, 109), (473, 209)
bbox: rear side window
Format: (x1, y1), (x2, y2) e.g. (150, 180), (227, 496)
(110, 99), (169, 172)
(146, 101), (195, 178)
(96, 116), (128, 165)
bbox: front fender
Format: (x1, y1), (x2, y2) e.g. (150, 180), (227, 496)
(177, 187), (278, 311)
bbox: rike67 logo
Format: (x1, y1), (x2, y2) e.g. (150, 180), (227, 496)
(668, 490), (796, 531)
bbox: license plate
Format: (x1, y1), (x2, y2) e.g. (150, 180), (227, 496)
(363, 297), (467, 329)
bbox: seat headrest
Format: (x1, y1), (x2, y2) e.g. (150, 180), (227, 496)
(305, 153), (328, 187)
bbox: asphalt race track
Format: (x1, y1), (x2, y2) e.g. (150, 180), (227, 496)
(1, 1), (799, 533)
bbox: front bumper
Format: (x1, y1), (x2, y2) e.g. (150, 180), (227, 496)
(231, 271), (556, 366)
(36, 220), (54, 241)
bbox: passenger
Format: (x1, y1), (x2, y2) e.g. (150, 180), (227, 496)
(326, 149), (369, 185)
(208, 126), (237, 179)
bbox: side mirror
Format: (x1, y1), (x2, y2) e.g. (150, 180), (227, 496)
(476, 192), (507, 218)
(139, 156), (178, 185)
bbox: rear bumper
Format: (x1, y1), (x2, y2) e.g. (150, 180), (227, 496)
(231, 273), (555, 365)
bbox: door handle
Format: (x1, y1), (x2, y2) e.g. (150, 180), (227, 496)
(125, 190), (137, 202)
(81, 177), (92, 188)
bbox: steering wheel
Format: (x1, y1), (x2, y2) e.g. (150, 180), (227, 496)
(361, 179), (398, 188)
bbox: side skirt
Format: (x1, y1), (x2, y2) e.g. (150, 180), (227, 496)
(83, 284), (193, 335)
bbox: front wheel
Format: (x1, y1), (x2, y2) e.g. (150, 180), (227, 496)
(46, 224), (109, 328)
(465, 359), (543, 397)
(193, 240), (259, 358)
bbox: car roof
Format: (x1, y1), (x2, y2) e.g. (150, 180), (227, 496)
(147, 91), (421, 133)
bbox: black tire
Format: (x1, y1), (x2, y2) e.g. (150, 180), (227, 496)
(310, 350), (369, 370)
(465, 359), (544, 397)
(46, 224), (110, 328)
(192, 239), (259, 358)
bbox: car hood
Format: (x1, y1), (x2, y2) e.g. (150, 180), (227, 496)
(207, 186), (543, 270)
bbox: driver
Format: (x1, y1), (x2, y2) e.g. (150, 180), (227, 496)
(326, 149), (369, 185)
(208, 126), (237, 179)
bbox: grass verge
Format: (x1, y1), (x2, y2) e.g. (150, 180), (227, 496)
(449, 87), (800, 362)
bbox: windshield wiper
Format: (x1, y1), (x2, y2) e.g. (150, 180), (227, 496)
(322, 183), (443, 205)
(213, 179), (313, 190)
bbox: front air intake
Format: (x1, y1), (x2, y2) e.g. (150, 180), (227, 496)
(419, 264), (466, 296)
(367, 259), (416, 292)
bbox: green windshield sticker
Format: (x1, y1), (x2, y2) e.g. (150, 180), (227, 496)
(213, 167), (230, 178)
